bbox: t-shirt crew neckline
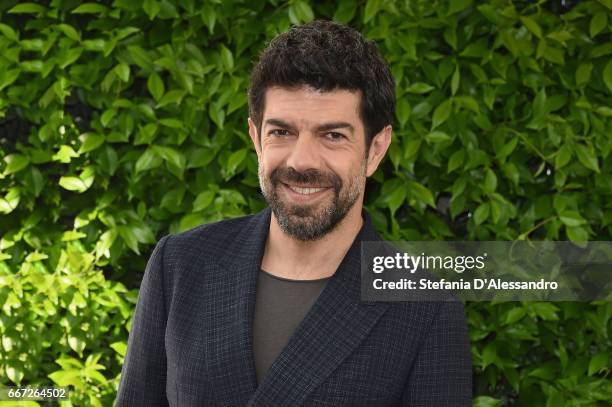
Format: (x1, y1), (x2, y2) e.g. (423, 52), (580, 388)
(260, 269), (332, 283)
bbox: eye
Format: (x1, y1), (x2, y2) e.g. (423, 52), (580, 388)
(324, 132), (346, 141)
(269, 129), (290, 137)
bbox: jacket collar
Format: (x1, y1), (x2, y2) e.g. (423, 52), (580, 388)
(204, 206), (389, 405)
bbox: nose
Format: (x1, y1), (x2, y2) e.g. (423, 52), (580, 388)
(284, 133), (322, 173)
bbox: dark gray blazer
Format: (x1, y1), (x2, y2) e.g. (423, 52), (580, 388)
(116, 207), (472, 406)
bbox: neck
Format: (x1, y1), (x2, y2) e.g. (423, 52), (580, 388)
(261, 204), (364, 280)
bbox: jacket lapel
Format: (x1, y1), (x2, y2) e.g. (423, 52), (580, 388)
(247, 210), (390, 406)
(202, 207), (272, 406)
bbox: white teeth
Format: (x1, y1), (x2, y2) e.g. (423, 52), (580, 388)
(288, 185), (326, 195)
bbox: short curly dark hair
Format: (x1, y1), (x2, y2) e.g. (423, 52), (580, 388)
(248, 20), (395, 150)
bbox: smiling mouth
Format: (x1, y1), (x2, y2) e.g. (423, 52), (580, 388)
(283, 183), (331, 195)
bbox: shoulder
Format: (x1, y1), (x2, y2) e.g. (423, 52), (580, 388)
(386, 296), (463, 319)
(380, 296), (466, 340)
(162, 212), (257, 261)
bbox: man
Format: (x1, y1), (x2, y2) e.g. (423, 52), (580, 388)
(116, 20), (472, 406)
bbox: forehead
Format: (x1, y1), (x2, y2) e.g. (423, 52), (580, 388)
(262, 86), (362, 125)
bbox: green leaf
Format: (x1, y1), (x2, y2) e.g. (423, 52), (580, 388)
(385, 187), (406, 214)
(200, 5), (216, 33)
(363, 0), (382, 23)
(226, 149), (247, 176)
(447, 150), (465, 173)
(133, 222), (155, 244)
(566, 225), (589, 242)
(101, 109), (116, 128)
(554, 145), (572, 169)
(473, 396), (503, 407)
(134, 148), (162, 174)
(575, 144), (600, 173)
(153, 146), (186, 178)
(603, 60), (612, 94)
(0, 188), (20, 214)
(209, 103), (225, 129)
(411, 101), (432, 119)
(82, 39), (106, 52)
(97, 145), (118, 175)
(448, 0), (473, 15)
(114, 63), (130, 82)
(590, 13), (608, 38)
(24, 166), (44, 197)
(481, 342), (499, 369)
(483, 169), (497, 194)
(0, 23), (18, 41)
(0, 69), (20, 91)
(291, 1), (314, 23)
(444, 25), (457, 50)
(71, 3), (108, 14)
(503, 307), (526, 325)
(596, 106), (612, 116)
(8, 3), (46, 13)
(220, 45), (234, 71)
(532, 88), (547, 120)
(143, 0), (161, 19)
(52, 145), (79, 163)
(406, 82), (435, 94)
(473, 202), (490, 225)
(79, 133), (104, 153)
(521, 16), (542, 39)
(147, 73), (165, 101)
(157, 89), (186, 107)
(179, 213), (205, 232)
(59, 176), (88, 193)
(3, 154), (29, 175)
(118, 226), (139, 254)
(531, 302), (559, 321)
(396, 98), (411, 127)
(193, 191), (215, 212)
(127, 45), (153, 71)
(425, 131), (451, 143)
(56, 24), (80, 41)
(159, 118), (183, 129)
(431, 99), (452, 130)
(56, 47), (83, 69)
(49, 369), (80, 387)
(5, 364), (24, 384)
(559, 211), (586, 227)
(451, 65), (460, 95)
(403, 139), (421, 160)
(333, 0), (357, 23)
(110, 342), (127, 357)
(588, 353), (609, 376)
(407, 180), (435, 207)
(575, 62), (593, 86)
(495, 137), (518, 161)
(187, 148), (215, 169)
(136, 123), (158, 145)
(542, 46), (564, 65)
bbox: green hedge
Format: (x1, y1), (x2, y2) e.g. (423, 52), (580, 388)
(0, 0), (611, 405)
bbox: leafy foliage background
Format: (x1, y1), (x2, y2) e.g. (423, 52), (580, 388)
(0, 0), (611, 405)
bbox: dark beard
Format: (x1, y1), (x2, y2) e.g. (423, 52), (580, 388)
(260, 166), (362, 241)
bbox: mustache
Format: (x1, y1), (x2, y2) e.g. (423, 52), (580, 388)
(269, 167), (341, 189)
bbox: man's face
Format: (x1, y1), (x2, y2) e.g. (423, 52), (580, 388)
(249, 86), (370, 241)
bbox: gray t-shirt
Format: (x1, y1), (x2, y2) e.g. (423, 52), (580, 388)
(252, 269), (330, 385)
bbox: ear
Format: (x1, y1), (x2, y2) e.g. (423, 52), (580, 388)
(365, 125), (392, 177)
(248, 117), (262, 159)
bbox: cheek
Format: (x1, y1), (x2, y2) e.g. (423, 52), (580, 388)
(260, 148), (285, 170)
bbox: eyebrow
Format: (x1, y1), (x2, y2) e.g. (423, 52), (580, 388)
(264, 118), (355, 135)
